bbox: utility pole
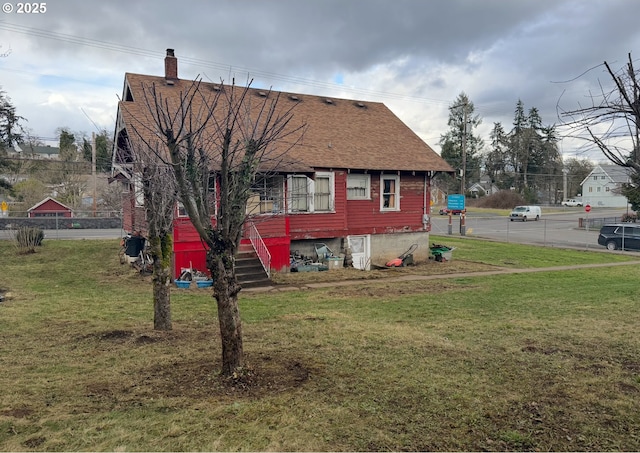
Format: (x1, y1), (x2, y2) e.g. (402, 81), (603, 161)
(92, 132), (97, 217)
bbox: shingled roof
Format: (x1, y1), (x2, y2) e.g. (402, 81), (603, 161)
(116, 51), (453, 175)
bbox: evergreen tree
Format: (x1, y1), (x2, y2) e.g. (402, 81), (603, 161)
(0, 88), (24, 151)
(82, 130), (113, 172)
(486, 122), (510, 189)
(438, 92), (484, 194)
(0, 88), (25, 192)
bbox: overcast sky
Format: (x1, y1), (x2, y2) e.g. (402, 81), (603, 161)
(1, 0), (639, 161)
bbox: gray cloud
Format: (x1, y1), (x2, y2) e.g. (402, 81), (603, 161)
(0, 0), (639, 158)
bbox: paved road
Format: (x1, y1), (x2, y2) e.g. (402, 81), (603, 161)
(430, 207), (630, 250)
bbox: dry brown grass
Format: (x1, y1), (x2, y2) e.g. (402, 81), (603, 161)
(2, 239), (640, 451)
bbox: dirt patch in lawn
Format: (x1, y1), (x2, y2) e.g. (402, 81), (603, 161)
(271, 259), (499, 287)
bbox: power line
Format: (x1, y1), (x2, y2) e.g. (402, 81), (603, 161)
(0, 21), (454, 108)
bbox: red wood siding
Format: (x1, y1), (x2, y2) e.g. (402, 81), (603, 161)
(170, 171), (431, 276)
(248, 215), (288, 238)
(261, 236), (290, 272)
(289, 172), (428, 239)
(289, 170), (348, 239)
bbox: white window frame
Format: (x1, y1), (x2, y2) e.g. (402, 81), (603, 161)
(287, 172), (334, 213)
(347, 174), (371, 200)
(380, 174), (400, 211)
(313, 172), (334, 212)
(288, 175), (311, 212)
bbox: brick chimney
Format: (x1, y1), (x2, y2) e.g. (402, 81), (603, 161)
(164, 48), (178, 81)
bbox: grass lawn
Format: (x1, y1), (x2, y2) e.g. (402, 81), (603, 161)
(1, 238), (640, 451)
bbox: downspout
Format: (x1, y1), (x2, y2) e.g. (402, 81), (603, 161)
(422, 172), (430, 231)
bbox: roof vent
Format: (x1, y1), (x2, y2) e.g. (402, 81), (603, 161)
(258, 91), (267, 97)
(212, 85), (221, 91)
(289, 95), (299, 101)
(166, 79), (175, 86)
(324, 98), (334, 105)
(355, 102), (366, 108)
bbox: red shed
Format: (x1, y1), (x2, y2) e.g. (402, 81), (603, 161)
(111, 49), (454, 281)
(27, 197), (73, 218)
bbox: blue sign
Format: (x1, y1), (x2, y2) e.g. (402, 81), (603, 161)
(447, 194), (466, 211)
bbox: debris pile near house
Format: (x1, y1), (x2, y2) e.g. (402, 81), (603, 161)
(119, 232), (153, 275)
(429, 243), (455, 262)
(289, 243), (347, 272)
(290, 249), (328, 272)
(175, 266), (213, 288)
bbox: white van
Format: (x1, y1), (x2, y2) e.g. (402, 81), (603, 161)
(509, 205), (541, 222)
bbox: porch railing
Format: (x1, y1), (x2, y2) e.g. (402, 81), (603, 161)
(248, 221), (271, 278)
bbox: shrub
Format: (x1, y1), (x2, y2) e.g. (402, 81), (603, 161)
(472, 190), (527, 209)
(14, 226), (44, 253)
(621, 213), (638, 223)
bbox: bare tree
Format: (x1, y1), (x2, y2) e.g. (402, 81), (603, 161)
(560, 53), (640, 172)
(142, 161), (176, 331)
(120, 108), (179, 331)
(125, 78), (304, 375)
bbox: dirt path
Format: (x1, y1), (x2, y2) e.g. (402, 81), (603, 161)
(249, 260), (640, 292)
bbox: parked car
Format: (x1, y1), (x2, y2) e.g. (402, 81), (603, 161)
(439, 208), (463, 215)
(561, 198), (583, 207)
(597, 223), (640, 250)
(509, 205), (541, 221)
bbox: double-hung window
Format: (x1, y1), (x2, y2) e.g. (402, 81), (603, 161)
(288, 172), (334, 212)
(380, 175), (400, 211)
(347, 174), (371, 200)
(314, 173), (333, 211)
(289, 175), (310, 212)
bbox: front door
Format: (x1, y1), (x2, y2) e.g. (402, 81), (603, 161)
(347, 235), (371, 270)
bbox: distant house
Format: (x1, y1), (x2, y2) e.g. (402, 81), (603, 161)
(27, 197), (73, 218)
(111, 49), (453, 276)
(469, 175), (499, 198)
(581, 164), (631, 208)
(10, 143), (60, 160)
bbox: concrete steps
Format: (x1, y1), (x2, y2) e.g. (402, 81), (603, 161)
(236, 244), (271, 288)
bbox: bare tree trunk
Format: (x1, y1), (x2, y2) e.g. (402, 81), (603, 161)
(207, 244), (243, 374)
(150, 233), (173, 331)
(129, 77), (304, 376)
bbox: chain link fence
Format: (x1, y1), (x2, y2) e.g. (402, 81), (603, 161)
(431, 213), (633, 250)
(0, 211), (122, 231)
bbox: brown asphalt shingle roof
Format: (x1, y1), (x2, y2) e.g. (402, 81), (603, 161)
(119, 72), (453, 174)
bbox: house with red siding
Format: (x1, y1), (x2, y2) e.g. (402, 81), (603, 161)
(111, 50), (453, 278)
(27, 197), (73, 218)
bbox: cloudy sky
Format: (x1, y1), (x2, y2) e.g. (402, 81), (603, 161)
(1, 0), (639, 161)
